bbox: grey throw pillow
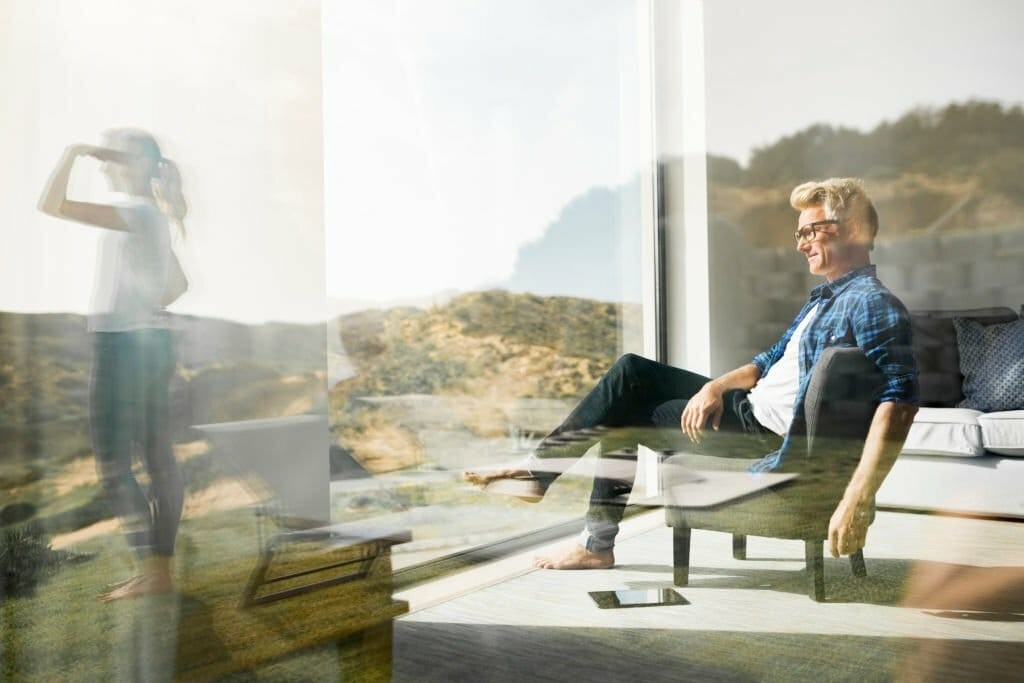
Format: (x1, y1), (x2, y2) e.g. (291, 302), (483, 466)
(953, 317), (1024, 412)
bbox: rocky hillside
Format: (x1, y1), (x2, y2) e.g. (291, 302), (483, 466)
(331, 290), (639, 472)
(0, 291), (638, 530)
(704, 101), (1024, 248)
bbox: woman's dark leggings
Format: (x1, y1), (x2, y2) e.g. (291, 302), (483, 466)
(90, 329), (182, 557)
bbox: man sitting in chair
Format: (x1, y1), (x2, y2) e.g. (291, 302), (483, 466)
(465, 177), (919, 570)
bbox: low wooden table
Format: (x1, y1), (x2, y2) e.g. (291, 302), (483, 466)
(175, 523), (410, 681)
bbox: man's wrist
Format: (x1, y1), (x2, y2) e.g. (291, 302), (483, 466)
(843, 487), (873, 509)
(706, 378), (724, 394)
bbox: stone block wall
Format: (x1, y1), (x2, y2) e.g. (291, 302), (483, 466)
(710, 224), (1024, 374)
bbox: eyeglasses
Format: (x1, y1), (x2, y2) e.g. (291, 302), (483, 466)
(795, 219), (840, 244)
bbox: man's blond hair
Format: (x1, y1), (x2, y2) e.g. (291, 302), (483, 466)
(790, 177), (879, 249)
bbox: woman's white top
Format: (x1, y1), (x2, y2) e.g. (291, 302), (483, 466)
(746, 304), (819, 436)
(89, 200), (172, 332)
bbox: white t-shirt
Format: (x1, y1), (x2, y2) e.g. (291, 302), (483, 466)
(89, 201), (172, 332)
(747, 304), (819, 436)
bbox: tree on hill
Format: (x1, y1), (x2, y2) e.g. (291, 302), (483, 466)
(737, 100), (1024, 188)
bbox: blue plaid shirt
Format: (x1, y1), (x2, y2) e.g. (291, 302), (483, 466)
(748, 265), (919, 471)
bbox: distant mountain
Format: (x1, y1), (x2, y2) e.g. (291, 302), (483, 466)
(503, 101), (1024, 300)
(503, 181), (642, 303)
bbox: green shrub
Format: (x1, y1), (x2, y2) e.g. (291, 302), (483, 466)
(0, 522), (72, 600)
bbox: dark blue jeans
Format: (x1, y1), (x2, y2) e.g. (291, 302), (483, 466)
(531, 353), (781, 551)
(90, 329), (182, 557)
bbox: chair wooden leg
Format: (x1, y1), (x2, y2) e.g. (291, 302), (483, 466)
(804, 540), (825, 602)
(849, 548), (866, 577)
(732, 534), (747, 560)
(673, 526), (691, 586)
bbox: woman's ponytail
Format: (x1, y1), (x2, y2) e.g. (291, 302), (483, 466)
(154, 158), (188, 238)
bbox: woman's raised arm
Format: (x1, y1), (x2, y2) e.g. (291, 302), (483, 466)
(37, 145), (129, 231)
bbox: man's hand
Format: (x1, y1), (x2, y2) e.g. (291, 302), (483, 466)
(827, 494), (871, 558)
(680, 381), (724, 443)
(828, 402), (917, 559)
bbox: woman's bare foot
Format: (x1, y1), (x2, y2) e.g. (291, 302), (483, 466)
(99, 574), (173, 601)
(533, 543), (614, 570)
(99, 556), (174, 601)
(105, 574), (143, 590)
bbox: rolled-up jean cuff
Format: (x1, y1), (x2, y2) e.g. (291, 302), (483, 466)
(524, 454), (559, 487)
(580, 525), (616, 552)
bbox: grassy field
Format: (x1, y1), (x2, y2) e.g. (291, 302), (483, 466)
(1, 462), (602, 682)
(1, 505), (377, 681)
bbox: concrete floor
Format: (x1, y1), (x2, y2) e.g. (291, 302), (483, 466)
(393, 510), (1024, 682)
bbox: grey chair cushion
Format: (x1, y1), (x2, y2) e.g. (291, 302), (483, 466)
(664, 347), (882, 540)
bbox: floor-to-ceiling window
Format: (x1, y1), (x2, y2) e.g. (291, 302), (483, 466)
(699, 0), (1024, 374)
(321, 0), (658, 571)
(2, 1), (331, 679)
(692, 2), (1024, 679)
(5, 0), (1020, 679)
(1, 0), (658, 678)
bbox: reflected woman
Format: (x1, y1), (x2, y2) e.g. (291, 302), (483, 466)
(38, 129), (188, 600)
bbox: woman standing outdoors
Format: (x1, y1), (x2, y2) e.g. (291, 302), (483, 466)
(38, 129), (188, 600)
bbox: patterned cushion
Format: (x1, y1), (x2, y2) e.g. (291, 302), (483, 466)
(953, 317), (1024, 412)
(911, 308), (1018, 407)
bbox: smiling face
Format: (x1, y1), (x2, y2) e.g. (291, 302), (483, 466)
(796, 205), (861, 281)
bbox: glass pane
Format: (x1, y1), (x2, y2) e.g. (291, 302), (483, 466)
(323, 0), (652, 570)
(697, 1), (1024, 679)
(703, 1), (1024, 375)
(2, 1), (332, 679)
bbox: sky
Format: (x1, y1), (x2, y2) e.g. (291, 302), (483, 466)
(702, 0), (1024, 165)
(322, 0), (644, 306)
(2, 0), (1022, 322)
(2, 0), (326, 323)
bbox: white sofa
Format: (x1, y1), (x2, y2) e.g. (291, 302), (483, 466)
(876, 307), (1024, 518)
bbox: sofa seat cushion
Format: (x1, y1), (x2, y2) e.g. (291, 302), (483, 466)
(977, 411), (1024, 456)
(877, 454), (1024, 519)
(903, 407), (985, 457)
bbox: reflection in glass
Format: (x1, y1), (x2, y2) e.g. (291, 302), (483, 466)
(700, 3), (1024, 679)
(37, 129), (188, 601)
(323, 1), (651, 570)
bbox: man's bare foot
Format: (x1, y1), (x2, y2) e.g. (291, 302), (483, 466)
(99, 573), (173, 602)
(533, 543), (614, 570)
(462, 467), (532, 486)
(462, 467), (547, 503)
